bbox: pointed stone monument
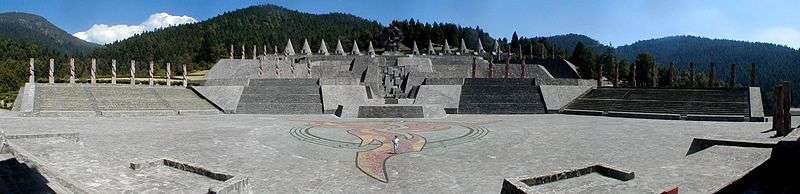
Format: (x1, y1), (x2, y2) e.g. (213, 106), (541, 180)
(28, 58), (34, 83)
(427, 40), (436, 55)
(182, 64), (188, 87)
(48, 59), (54, 83)
(412, 41), (420, 55)
(149, 61), (154, 86)
(351, 41), (362, 55)
(284, 39), (296, 55)
(335, 39), (346, 56)
(494, 40), (500, 55)
(69, 58), (75, 84)
(459, 38), (468, 55)
(130, 60), (136, 85)
(367, 41), (376, 56)
(91, 58), (96, 84)
(111, 60), (116, 84)
(166, 63), (172, 86)
(443, 39), (451, 54)
(302, 39), (312, 55)
(477, 40), (485, 54)
(319, 39), (330, 55)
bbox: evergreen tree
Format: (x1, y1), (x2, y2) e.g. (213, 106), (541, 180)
(569, 42), (596, 78)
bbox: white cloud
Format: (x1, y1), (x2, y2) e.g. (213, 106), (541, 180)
(73, 13), (197, 45)
(752, 27), (800, 49)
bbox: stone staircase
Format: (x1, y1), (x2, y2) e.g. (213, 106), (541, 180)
(235, 79), (323, 114)
(457, 78), (547, 114)
(563, 88), (751, 116)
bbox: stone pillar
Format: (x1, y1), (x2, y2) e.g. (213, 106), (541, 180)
(130, 60), (136, 85)
(229, 45), (234, 59)
(48, 59), (54, 83)
(773, 82), (792, 136)
(307, 60), (312, 77)
(597, 64), (603, 87)
(263, 45), (268, 57)
(631, 63), (637, 87)
(504, 57), (510, 78)
(166, 63), (172, 86)
(471, 57), (477, 78)
(750, 63), (757, 86)
(667, 63), (675, 87)
(488, 59), (494, 78)
(612, 62), (619, 87)
(520, 58), (527, 78)
(253, 45), (257, 59)
(729, 63), (736, 87)
(708, 63), (716, 88)
(651, 63), (658, 88)
(784, 81), (792, 131)
(148, 61), (154, 86)
(90, 58), (96, 85)
(69, 58), (76, 84)
(182, 64), (188, 87)
(111, 59), (117, 84)
(241, 44), (246, 59)
(28, 58), (34, 83)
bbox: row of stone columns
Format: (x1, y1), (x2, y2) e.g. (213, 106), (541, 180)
(598, 62), (758, 88)
(27, 58), (189, 87)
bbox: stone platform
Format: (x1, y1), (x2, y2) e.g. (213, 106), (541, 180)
(0, 114), (793, 193)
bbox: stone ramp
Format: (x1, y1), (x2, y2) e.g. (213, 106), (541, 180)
(27, 84), (220, 117)
(234, 78), (323, 114)
(562, 87), (761, 121)
(457, 78), (546, 114)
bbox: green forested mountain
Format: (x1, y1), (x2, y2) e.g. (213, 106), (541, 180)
(92, 5), (384, 70)
(0, 12), (99, 55)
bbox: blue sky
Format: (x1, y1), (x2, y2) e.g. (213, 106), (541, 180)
(1, 0), (798, 48)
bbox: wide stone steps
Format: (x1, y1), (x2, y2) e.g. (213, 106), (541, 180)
(457, 78), (546, 114)
(564, 88), (751, 117)
(241, 86), (319, 94)
(235, 103), (322, 114)
(234, 78), (323, 114)
(31, 85), (220, 116)
(238, 94), (321, 103)
(248, 78), (318, 87)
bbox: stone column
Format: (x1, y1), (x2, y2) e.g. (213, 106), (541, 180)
(471, 57), (477, 78)
(69, 58), (76, 84)
(631, 63), (637, 87)
(182, 64), (188, 87)
(667, 63), (675, 87)
(504, 56), (510, 78)
(749, 63), (757, 86)
(166, 63), (172, 86)
(612, 62), (619, 87)
(729, 63), (736, 87)
(597, 64), (603, 87)
(90, 58), (96, 85)
(520, 58), (527, 78)
(148, 61), (154, 86)
(229, 45), (234, 59)
(111, 60), (117, 84)
(241, 44), (246, 59)
(488, 59), (494, 78)
(48, 59), (54, 83)
(783, 81), (792, 131)
(307, 60), (312, 77)
(130, 60), (136, 85)
(28, 58), (34, 83)
(253, 45), (257, 59)
(263, 45), (268, 57)
(651, 63), (658, 88)
(773, 83), (791, 136)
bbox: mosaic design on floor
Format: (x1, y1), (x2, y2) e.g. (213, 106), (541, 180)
(289, 120), (493, 182)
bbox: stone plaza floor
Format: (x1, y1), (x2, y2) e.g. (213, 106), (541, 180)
(0, 113), (796, 193)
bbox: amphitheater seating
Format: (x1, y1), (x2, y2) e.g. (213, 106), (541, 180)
(563, 88), (752, 119)
(31, 84), (220, 116)
(457, 78), (546, 114)
(235, 79), (323, 114)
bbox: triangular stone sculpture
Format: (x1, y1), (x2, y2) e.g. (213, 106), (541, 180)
(301, 39), (312, 55)
(494, 40), (501, 54)
(335, 39), (346, 56)
(428, 40), (436, 55)
(459, 38), (468, 55)
(319, 39), (330, 55)
(367, 41), (376, 56)
(443, 39), (451, 54)
(477, 39), (485, 54)
(284, 39), (295, 55)
(412, 41), (420, 55)
(351, 41), (362, 55)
